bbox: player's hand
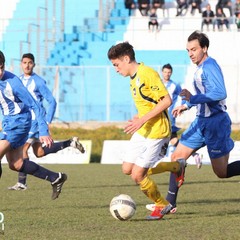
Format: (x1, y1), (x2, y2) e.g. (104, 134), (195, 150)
(180, 88), (192, 101)
(172, 105), (187, 117)
(124, 117), (144, 134)
(39, 136), (53, 148)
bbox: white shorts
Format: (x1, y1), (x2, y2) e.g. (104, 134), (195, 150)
(125, 132), (170, 168)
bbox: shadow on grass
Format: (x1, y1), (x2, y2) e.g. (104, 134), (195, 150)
(154, 179), (240, 186)
(181, 198), (240, 205)
(182, 179), (240, 184)
(69, 184), (136, 189)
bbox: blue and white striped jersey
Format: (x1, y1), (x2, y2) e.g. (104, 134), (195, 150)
(19, 73), (56, 124)
(163, 79), (182, 132)
(187, 57), (227, 117)
(0, 70), (49, 136)
(163, 79), (182, 113)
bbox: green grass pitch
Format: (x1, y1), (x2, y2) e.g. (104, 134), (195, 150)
(1, 163), (240, 240)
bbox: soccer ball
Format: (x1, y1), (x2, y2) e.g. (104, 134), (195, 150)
(109, 194), (136, 221)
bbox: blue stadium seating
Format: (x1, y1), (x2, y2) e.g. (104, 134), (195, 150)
(44, 0), (189, 121)
(1, 0), (47, 65)
(47, 1), (129, 66)
(1, 0), (192, 122)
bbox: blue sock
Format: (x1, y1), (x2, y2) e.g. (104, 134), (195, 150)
(18, 158), (29, 184)
(43, 140), (70, 156)
(19, 160), (58, 182)
(166, 173), (179, 207)
(227, 161), (240, 178)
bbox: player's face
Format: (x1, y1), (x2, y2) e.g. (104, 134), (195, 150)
(21, 57), (35, 76)
(0, 64), (5, 79)
(110, 56), (131, 77)
(162, 68), (172, 81)
(186, 39), (207, 66)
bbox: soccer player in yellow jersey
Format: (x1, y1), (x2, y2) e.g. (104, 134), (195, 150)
(107, 42), (186, 220)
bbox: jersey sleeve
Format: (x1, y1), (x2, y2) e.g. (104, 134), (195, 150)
(13, 77), (49, 136)
(189, 63), (227, 105)
(36, 77), (57, 124)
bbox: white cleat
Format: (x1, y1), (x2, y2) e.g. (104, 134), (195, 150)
(8, 182), (27, 191)
(146, 203), (177, 214)
(70, 137), (85, 153)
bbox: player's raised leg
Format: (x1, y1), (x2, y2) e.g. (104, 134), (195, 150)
(8, 136), (83, 191)
(7, 144), (67, 200)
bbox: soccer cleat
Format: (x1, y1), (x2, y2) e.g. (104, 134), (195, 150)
(8, 182), (27, 191)
(175, 159), (187, 188)
(146, 204), (173, 220)
(51, 172), (67, 200)
(70, 137), (85, 153)
(146, 203), (177, 214)
(145, 203), (156, 211)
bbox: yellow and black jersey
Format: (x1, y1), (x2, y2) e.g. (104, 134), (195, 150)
(130, 63), (171, 139)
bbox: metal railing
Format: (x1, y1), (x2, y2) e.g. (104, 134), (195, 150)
(4, 64), (240, 125)
(0, 0), (64, 66)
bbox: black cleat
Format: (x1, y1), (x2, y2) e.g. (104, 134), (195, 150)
(51, 172), (67, 200)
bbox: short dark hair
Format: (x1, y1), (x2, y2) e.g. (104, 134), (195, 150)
(0, 51), (5, 67)
(188, 30), (209, 49)
(162, 63), (173, 72)
(22, 53), (35, 63)
(107, 42), (135, 62)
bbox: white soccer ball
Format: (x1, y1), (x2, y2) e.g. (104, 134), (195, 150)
(109, 194), (136, 221)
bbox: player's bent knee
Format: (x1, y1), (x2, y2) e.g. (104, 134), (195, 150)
(213, 169), (227, 178)
(8, 163), (21, 171)
(215, 172), (227, 178)
(8, 164), (15, 171)
(122, 166), (132, 175)
(122, 162), (133, 175)
(130, 171), (145, 184)
(122, 169), (131, 175)
(35, 153), (44, 158)
(33, 149), (45, 158)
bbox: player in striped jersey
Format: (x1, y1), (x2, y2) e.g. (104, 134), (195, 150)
(163, 30), (240, 214)
(0, 51), (67, 200)
(8, 53), (84, 191)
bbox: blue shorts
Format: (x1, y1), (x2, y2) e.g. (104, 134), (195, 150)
(0, 111), (32, 149)
(28, 119), (40, 139)
(180, 112), (234, 159)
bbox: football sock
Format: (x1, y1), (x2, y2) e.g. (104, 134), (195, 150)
(19, 159), (59, 182)
(18, 158), (29, 185)
(166, 173), (179, 207)
(226, 161), (240, 177)
(140, 176), (169, 207)
(43, 140), (70, 155)
(147, 161), (180, 175)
